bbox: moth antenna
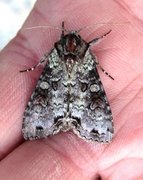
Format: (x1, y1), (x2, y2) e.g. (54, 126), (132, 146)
(20, 24), (70, 34)
(95, 47), (119, 52)
(21, 25), (62, 31)
(77, 21), (130, 33)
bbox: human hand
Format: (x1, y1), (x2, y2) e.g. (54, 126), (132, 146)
(0, 0), (143, 179)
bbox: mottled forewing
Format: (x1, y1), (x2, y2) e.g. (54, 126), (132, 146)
(22, 49), (67, 140)
(71, 49), (113, 143)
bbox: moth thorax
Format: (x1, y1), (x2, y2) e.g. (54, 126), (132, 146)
(66, 58), (75, 72)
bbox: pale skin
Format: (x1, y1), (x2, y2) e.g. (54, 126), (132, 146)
(0, 0), (143, 179)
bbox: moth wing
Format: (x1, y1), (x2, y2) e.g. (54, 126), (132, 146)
(22, 49), (67, 140)
(71, 50), (113, 143)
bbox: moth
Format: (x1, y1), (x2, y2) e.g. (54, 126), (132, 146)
(21, 22), (114, 143)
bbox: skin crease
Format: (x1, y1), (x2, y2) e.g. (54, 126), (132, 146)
(0, 0), (143, 179)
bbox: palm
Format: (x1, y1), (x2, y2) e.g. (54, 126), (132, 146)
(0, 0), (143, 179)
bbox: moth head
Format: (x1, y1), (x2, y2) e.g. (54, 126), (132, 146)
(55, 31), (88, 58)
(64, 32), (82, 52)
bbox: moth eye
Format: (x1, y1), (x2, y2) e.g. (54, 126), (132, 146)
(81, 82), (88, 92)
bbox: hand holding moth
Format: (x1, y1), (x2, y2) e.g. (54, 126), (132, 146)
(0, 0), (142, 179)
(21, 22), (114, 143)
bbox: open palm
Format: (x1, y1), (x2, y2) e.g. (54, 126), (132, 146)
(0, 0), (143, 179)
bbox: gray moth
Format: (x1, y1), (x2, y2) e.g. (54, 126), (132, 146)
(21, 22), (114, 143)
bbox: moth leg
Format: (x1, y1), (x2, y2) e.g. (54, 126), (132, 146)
(20, 53), (49, 73)
(88, 30), (114, 80)
(61, 21), (65, 38)
(88, 29), (112, 45)
(96, 62), (114, 80)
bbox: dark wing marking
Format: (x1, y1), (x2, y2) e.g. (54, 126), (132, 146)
(22, 49), (68, 140)
(70, 49), (113, 143)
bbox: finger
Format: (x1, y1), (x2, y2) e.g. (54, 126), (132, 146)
(0, 0), (139, 160)
(0, 134), (103, 179)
